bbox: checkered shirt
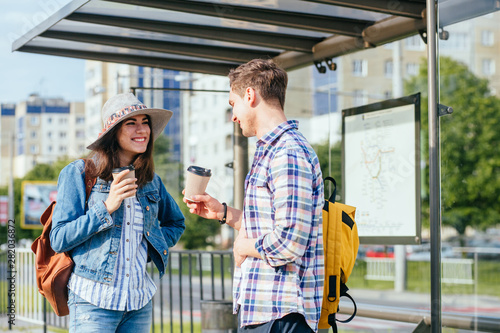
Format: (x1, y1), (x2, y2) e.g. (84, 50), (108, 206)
(233, 120), (324, 332)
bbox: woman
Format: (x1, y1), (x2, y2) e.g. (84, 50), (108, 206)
(50, 93), (185, 332)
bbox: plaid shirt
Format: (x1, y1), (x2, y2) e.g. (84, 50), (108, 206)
(234, 120), (324, 332)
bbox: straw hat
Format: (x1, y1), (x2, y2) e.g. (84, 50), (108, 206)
(87, 93), (173, 150)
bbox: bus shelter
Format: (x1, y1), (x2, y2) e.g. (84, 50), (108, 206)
(12, 1), (500, 332)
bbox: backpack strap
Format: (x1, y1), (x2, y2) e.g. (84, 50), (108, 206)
(323, 176), (337, 213)
(327, 282), (358, 328)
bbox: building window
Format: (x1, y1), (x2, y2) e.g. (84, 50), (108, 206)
(76, 116), (85, 124)
(76, 130), (85, 138)
(384, 91), (392, 99)
(353, 90), (366, 107)
(405, 35), (425, 50)
(30, 131), (37, 139)
(482, 59), (495, 76)
(225, 134), (232, 150)
(60, 132), (67, 138)
(30, 116), (39, 126)
(47, 117), (52, 123)
(48, 145), (52, 152)
(384, 60), (393, 78)
(225, 108), (232, 122)
(30, 144), (38, 154)
(352, 60), (367, 77)
(47, 131), (52, 138)
(441, 32), (467, 49)
(59, 146), (67, 153)
(406, 63), (419, 76)
(481, 30), (494, 46)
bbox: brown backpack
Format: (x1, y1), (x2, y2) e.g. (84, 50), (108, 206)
(31, 160), (95, 316)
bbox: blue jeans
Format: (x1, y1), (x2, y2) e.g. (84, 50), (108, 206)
(68, 289), (152, 333)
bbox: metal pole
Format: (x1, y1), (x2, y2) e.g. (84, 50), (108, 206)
(233, 122), (248, 242)
(426, 1), (442, 332)
(233, 122), (248, 211)
(8, 133), (15, 222)
(393, 40), (407, 292)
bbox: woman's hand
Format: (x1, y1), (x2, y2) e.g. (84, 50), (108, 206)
(182, 190), (224, 220)
(104, 169), (137, 214)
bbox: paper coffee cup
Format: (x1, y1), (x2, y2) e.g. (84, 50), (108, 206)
(184, 165), (212, 202)
(111, 165), (135, 182)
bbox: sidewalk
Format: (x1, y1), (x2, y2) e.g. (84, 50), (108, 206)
(0, 315), (61, 333)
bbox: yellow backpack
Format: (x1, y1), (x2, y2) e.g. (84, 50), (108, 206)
(319, 177), (359, 332)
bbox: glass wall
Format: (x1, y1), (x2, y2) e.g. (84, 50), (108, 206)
(437, 0), (500, 331)
(160, 6), (500, 327)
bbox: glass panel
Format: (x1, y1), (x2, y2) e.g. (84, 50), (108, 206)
(437, 0), (500, 331)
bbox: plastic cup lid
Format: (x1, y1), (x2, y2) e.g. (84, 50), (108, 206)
(112, 165), (135, 173)
(187, 165), (211, 177)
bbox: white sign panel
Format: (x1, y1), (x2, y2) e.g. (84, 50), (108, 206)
(343, 95), (421, 244)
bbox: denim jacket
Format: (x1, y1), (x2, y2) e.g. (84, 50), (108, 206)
(50, 159), (185, 284)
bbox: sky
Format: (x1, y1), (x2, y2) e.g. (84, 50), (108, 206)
(0, 0), (85, 104)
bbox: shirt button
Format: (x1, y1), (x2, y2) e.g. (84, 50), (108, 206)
(163, 250), (167, 255)
(126, 258), (130, 261)
(127, 205), (130, 208)
(127, 222), (130, 225)
(147, 232), (150, 236)
(126, 274), (129, 277)
(146, 206), (150, 211)
(126, 239), (129, 242)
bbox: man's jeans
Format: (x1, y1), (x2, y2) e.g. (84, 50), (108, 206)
(68, 289), (152, 333)
(238, 312), (314, 333)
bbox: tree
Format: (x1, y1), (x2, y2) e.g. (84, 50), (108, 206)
(9, 158), (73, 242)
(313, 140), (343, 201)
(153, 134), (219, 249)
(406, 56), (500, 239)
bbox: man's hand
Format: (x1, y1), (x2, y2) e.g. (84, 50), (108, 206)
(233, 227), (248, 267)
(104, 169), (137, 214)
(182, 191), (224, 220)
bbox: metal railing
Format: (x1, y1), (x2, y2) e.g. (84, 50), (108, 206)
(2, 248), (500, 332)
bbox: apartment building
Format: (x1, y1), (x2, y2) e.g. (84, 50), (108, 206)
(0, 94), (86, 181)
(0, 104), (16, 186)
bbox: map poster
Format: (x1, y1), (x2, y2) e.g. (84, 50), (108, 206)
(342, 94), (421, 245)
(21, 181), (57, 229)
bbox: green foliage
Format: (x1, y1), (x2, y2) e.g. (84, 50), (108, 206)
(405, 56), (500, 236)
(153, 134), (219, 249)
(153, 134), (184, 194)
(0, 158), (74, 243)
(175, 195), (221, 250)
(313, 140), (343, 201)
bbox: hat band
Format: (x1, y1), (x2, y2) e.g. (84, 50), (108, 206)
(98, 104), (148, 137)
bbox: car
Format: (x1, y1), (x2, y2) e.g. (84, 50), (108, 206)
(365, 245), (394, 258)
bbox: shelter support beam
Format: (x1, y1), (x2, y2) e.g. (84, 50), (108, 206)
(302, 0), (426, 18)
(426, 0), (441, 332)
(105, 0), (374, 36)
(40, 31), (280, 63)
(66, 13), (321, 53)
(18, 46), (238, 76)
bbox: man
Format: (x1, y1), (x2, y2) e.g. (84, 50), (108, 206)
(184, 59), (324, 332)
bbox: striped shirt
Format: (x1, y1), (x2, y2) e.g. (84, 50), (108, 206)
(234, 120), (324, 332)
(68, 197), (156, 311)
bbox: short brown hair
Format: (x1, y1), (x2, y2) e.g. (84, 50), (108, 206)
(228, 59), (288, 110)
(86, 116), (155, 186)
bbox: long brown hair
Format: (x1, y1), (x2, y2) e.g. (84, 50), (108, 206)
(85, 115), (155, 186)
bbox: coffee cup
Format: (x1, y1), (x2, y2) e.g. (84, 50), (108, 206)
(184, 165), (212, 202)
(111, 165), (136, 183)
